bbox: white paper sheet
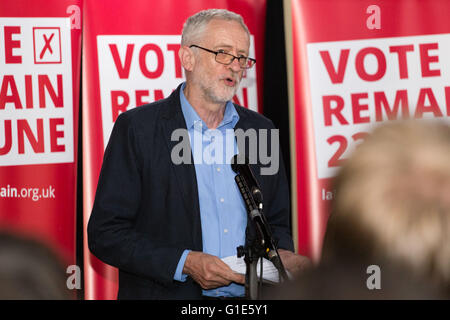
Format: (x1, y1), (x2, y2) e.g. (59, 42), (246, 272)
(222, 255), (288, 284)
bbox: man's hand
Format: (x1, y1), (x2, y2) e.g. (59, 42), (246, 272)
(278, 249), (312, 277)
(183, 251), (245, 290)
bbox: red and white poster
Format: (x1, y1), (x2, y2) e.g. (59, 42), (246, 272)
(0, 0), (82, 264)
(83, 0), (266, 299)
(285, 0), (450, 261)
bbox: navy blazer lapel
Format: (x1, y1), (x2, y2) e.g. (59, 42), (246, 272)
(161, 85), (202, 250)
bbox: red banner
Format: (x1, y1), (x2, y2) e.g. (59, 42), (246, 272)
(82, 0), (266, 299)
(0, 0), (82, 265)
(285, 0), (450, 261)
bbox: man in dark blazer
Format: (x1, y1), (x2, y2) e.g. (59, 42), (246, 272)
(88, 9), (310, 300)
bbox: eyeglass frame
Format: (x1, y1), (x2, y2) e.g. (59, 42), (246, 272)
(189, 44), (256, 69)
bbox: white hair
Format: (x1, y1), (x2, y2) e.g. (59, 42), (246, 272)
(181, 9), (250, 46)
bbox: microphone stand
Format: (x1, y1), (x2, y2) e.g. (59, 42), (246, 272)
(234, 172), (289, 300)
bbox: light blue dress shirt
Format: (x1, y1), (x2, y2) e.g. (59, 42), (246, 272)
(173, 83), (247, 297)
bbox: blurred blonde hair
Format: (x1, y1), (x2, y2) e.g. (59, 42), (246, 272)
(325, 120), (450, 289)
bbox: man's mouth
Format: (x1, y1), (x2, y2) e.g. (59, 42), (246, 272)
(223, 77), (237, 87)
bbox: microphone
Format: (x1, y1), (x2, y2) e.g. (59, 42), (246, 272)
(231, 154), (289, 282)
(231, 154), (270, 243)
(231, 155), (263, 206)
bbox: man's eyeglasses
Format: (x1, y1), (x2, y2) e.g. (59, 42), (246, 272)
(189, 45), (256, 69)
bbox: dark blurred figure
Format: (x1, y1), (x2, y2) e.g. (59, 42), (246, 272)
(271, 120), (450, 299)
(0, 231), (71, 299)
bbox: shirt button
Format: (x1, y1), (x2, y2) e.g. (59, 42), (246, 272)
(217, 167), (221, 172)
(220, 198), (225, 203)
(224, 229), (228, 233)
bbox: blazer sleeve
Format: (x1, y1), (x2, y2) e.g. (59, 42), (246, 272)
(87, 112), (184, 285)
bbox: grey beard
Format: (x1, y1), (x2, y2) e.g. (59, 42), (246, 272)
(201, 81), (239, 104)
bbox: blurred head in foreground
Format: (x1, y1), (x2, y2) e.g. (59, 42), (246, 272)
(275, 120), (450, 299)
(0, 231), (70, 299)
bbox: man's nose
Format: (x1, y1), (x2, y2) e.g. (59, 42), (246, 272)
(229, 57), (242, 72)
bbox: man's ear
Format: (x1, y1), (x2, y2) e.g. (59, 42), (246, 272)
(179, 46), (195, 72)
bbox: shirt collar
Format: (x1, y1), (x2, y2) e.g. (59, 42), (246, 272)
(179, 82), (239, 131)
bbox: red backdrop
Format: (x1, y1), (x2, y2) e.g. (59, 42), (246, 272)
(0, 0), (82, 265)
(82, 0), (267, 299)
(286, 0), (450, 261)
